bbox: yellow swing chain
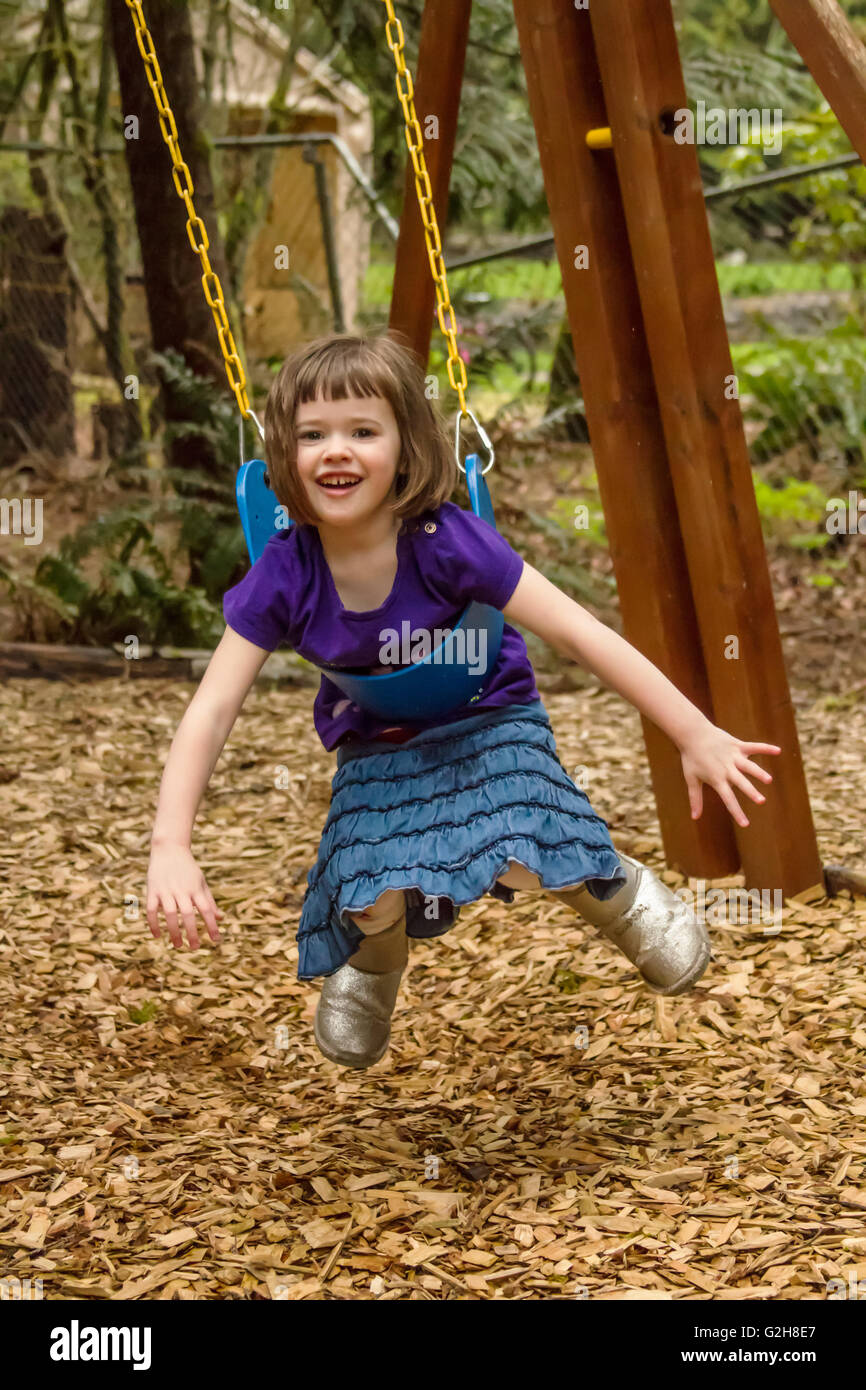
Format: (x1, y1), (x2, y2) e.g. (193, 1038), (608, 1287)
(381, 0), (494, 474)
(126, 0), (489, 467)
(123, 0), (264, 445)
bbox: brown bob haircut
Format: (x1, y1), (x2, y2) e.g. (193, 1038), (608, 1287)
(264, 331), (458, 528)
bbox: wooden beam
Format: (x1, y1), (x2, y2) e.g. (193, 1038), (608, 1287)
(770, 0), (866, 164)
(513, 0), (738, 880)
(388, 0), (471, 365)
(0, 642), (318, 687)
(587, 0), (823, 898)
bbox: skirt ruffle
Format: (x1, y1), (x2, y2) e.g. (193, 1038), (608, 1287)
(296, 699), (627, 980)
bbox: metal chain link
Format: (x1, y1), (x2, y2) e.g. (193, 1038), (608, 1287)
(126, 0), (484, 463)
(382, 0), (482, 453)
(123, 0), (263, 442)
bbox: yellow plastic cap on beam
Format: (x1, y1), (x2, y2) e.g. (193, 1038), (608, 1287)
(586, 126), (613, 149)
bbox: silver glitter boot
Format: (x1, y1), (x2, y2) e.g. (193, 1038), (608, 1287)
(314, 919), (408, 1069)
(559, 853), (711, 995)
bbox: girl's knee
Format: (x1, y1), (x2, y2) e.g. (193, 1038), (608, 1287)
(349, 888), (407, 935)
(496, 862), (591, 896)
(495, 861), (543, 892)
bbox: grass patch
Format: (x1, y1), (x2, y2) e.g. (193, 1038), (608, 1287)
(364, 257), (855, 309)
(717, 261), (857, 297)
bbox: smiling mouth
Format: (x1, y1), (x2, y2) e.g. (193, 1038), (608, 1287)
(317, 476), (362, 491)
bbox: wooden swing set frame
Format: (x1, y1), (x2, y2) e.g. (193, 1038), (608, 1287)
(388, 0), (866, 903)
(128, 0), (866, 902)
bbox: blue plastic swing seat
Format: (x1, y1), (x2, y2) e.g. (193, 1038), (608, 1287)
(235, 453), (504, 722)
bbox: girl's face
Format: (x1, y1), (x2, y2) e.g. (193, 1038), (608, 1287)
(294, 392), (402, 528)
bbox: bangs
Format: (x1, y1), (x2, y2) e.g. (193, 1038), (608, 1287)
(293, 340), (402, 408)
(263, 332), (456, 527)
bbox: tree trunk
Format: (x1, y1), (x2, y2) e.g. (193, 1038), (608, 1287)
(0, 208), (75, 469)
(54, 0), (143, 455)
(108, 0), (238, 584)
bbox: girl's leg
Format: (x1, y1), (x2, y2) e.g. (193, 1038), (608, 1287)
(496, 862), (586, 893)
(493, 857), (709, 994)
(315, 890), (409, 1069)
(550, 856), (711, 995)
(495, 862), (543, 891)
(346, 889), (408, 973)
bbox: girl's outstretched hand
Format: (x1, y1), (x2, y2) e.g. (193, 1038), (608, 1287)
(680, 724), (781, 828)
(146, 842), (224, 950)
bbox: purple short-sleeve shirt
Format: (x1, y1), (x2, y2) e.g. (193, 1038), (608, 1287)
(222, 500), (539, 750)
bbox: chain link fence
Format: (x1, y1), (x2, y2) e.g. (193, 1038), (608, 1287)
(0, 128), (388, 471)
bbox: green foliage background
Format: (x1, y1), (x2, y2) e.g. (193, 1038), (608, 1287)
(1, 0), (865, 640)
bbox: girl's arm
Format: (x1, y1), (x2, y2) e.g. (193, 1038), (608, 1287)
(502, 562), (780, 828)
(147, 627), (272, 949)
(151, 626), (272, 849)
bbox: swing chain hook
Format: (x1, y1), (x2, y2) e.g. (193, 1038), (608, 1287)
(238, 410), (266, 471)
(455, 408), (495, 476)
(248, 408), (265, 447)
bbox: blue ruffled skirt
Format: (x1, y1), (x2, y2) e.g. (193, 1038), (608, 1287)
(296, 699), (627, 980)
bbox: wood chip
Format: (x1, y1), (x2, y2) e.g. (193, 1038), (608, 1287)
(1, 672), (864, 1300)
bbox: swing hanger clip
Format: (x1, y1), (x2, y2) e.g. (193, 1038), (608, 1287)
(238, 409), (266, 469)
(455, 407), (495, 476)
(247, 408), (266, 447)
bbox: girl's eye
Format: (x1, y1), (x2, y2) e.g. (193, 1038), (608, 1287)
(297, 428), (375, 439)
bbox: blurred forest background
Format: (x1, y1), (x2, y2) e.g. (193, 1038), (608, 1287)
(0, 0), (865, 694)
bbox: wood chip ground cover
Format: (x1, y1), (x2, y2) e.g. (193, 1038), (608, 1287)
(1, 676), (864, 1301)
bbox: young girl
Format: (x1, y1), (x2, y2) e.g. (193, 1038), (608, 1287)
(146, 332), (779, 1070)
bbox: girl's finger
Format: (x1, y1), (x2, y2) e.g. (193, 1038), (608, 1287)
(175, 895), (201, 951)
(735, 756), (774, 783)
(194, 891), (222, 943)
(741, 743), (781, 756)
(728, 769), (766, 805)
(146, 895), (162, 938)
(197, 877), (224, 922)
(716, 781), (749, 828)
(161, 895), (183, 949)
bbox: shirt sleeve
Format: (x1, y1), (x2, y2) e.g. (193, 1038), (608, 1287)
(222, 534), (293, 652)
(425, 502), (524, 610)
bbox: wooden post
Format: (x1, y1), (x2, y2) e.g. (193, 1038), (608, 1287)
(770, 0), (866, 164)
(388, 0), (472, 364)
(513, 0), (738, 879)
(587, 0), (823, 898)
